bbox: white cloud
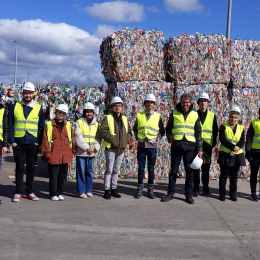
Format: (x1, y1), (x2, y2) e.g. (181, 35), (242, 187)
(164, 0), (204, 13)
(147, 6), (160, 13)
(0, 19), (116, 85)
(85, 1), (145, 22)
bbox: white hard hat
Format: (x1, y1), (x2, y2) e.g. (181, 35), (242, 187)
(144, 94), (156, 102)
(111, 96), (123, 105)
(23, 82), (35, 92)
(189, 155), (203, 170)
(83, 102), (95, 110)
(229, 106), (241, 115)
(198, 92), (209, 100)
(56, 104), (68, 114)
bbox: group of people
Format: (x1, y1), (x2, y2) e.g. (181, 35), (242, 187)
(0, 81), (259, 205)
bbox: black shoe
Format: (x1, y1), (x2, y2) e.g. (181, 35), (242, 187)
(186, 196), (194, 204)
(192, 190), (199, 197)
(230, 196), (237, 201)
(0, 200), (2, 204)
(219, 196), (225, 201)
(134, 184), (144, 199)
(103, 190), (111, 200)
(161, 194), (174, 202)
(147, 184), (156, 199)
(203, 191), (211, 197)
(111, 188), (121, 198)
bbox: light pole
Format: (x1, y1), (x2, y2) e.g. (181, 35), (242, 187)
(226, 0), (232, 39)
(27, 73), (30, 82)
(10, 40), (18, 85)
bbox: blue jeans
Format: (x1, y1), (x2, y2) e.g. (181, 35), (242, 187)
(76, 156), (95, 194)
(168, 149), (196, 197)
(0, 155), (2, 171)
(137, 148), (157, 185)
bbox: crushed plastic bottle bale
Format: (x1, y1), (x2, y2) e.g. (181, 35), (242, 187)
(165, 33), (231, 85)
(100, 28), (166, 84)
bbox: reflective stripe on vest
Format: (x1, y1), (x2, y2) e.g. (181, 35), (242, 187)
(103, 114), (128, 148)
(137, 112), (160, 141)
(14, 102), (41, 138)
(77, 119), (98, 147)
(201, 110), (214, 146)
(46, 120), (72, 149)
(219, 123), (244, 154)
(0, 108), (4, 141)
(172, 110), (198, 142)
(252, 119), (260, 149)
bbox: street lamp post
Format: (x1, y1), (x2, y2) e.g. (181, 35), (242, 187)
(27, 73), (30, 82)
(226, 0), (232, 39)
(10, 40), (18, 85)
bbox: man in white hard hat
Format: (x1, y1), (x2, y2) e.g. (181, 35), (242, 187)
(162, 92), (203, 204)
(9, 82), (45, 202)
(218, 106), (245, 201)
(193, 92), (218, 197)
(100, 96), (131, 200)
(245, 107), (260, 201)
(133, 93), (165, 199)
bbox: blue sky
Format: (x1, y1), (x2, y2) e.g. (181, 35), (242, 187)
(0, 0), (259, 85)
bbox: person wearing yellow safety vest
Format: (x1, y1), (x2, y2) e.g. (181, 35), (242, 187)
(245, 108), (260, 201)
(100, 96), (131, 200)
(162, 93), (203, 204)
(9, 82), (45, 202)
(218, 106), (245, 202)
(75, 102), (101, 199)
(0, 101), (10, 205)
(41, 104), (76, 201)
(133, 94), (165, 199)
(193, 92), (218, 197)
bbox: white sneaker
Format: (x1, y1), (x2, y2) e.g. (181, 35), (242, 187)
(50, 196), (59, 201)
(58, 195), (64, 201)
(86, 193), (93, 198)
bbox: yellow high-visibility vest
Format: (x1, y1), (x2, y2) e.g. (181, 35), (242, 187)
(0, 108), (4, 141)
(137, 111), (160, 141)
(172, 110), (198, 142)
(46, 120), (72, 149)
(77, 118), (98, 148)
(219, 122), (244, 154)
(201, 110), (214, 146)
(14, 102), (41, 138)
(251, 119), (260, 149)
(103, 114), (128, 148)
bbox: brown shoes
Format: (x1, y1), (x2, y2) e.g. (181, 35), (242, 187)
(161, 194), (174, 202)
(185, 196), (194, 204)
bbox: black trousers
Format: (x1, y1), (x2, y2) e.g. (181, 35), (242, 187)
(48, 164), (68, 197)
(13, 144), (38, 195)
(250, 152), (260, 194)
(193, 147), (212, 193)
(219, 165), (240, 197)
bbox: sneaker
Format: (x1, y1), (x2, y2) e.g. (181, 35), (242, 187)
(12, 194), (22, 202)
(86, 193), (93, 198)
(26, 193), (39, 201)
(193, 191), (199, 197)
(250, 193), (258, 202)
(203, 191), (212, 197)
(50, 196), (59, 201)
(58, 195), (64, 201)
(78, 193), (88, 199)
(161, 194), (174, 202)
(186, 196), (194, 204)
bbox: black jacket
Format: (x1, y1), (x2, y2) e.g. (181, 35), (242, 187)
(166, 103), (203, 151)
(218, 124), (246, 167)
(0, 107), (10, 154)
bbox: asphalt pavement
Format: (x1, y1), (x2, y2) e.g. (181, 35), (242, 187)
(0, 154), (259, 260)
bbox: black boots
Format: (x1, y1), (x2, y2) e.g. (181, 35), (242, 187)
(134, 184), (144, 199)
(147, 184), (156, 199)
(103, 190), (111, 200)
(111, 188), (121, 198)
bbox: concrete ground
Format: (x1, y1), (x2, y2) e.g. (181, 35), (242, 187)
(0, 154), (259, 260)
